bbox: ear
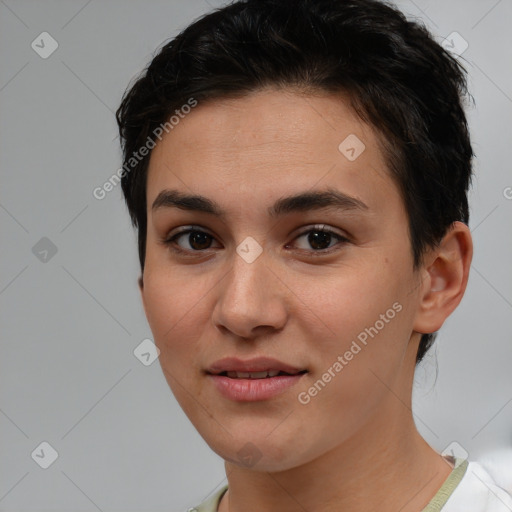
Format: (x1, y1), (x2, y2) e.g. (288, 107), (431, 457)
(413, 221), (473, 334)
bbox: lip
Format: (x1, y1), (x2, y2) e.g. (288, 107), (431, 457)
(208, 373), (306, 401)
(206, 357), (306, 375)
(206, 357), (307, 402)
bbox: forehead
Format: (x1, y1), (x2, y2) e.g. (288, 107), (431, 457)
(146, 88), (399, 217)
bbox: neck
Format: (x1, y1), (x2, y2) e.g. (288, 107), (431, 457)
(219, 342), (452, 512)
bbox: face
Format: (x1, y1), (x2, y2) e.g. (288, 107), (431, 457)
(140, 88), (425, 471)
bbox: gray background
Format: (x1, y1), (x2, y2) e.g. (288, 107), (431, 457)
(1, 0), (511, 510)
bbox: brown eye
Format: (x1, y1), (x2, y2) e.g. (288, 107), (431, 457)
(291, 225), (350, 254)
(164, 228), (218, 253)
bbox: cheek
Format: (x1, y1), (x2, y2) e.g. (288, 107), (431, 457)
(141, 269), (205, 364)
(141, 272), (210, 415)
(292, 299), (410, 450)
(292, 260), (414, 400)
(294, 260), (406, 348)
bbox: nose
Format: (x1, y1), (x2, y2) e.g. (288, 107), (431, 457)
(211, 248), (288, 340)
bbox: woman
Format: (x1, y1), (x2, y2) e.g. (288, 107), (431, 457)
(115, 0), (512, 509)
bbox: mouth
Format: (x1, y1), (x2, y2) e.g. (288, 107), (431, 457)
(205, 357), (308, 401)
(206, 356), (308, 377)
(215, 370), (308, 379)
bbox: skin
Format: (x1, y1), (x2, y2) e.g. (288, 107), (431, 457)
(139, 88), (473, 511)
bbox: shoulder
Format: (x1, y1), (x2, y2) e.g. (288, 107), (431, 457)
(192, 485), (228, 512)
(443, 460), (512, 511)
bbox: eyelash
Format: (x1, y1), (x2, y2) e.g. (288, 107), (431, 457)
(161, 224), (350, 257)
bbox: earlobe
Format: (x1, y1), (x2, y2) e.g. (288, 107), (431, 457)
(413, 221), (473, 334)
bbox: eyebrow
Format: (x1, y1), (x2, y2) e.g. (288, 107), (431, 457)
(151, 187), (368, 219)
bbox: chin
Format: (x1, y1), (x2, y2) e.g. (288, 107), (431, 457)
(204, 432), (319, 473)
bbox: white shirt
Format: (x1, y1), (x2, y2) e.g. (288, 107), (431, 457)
(431, 458), (512, 511)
